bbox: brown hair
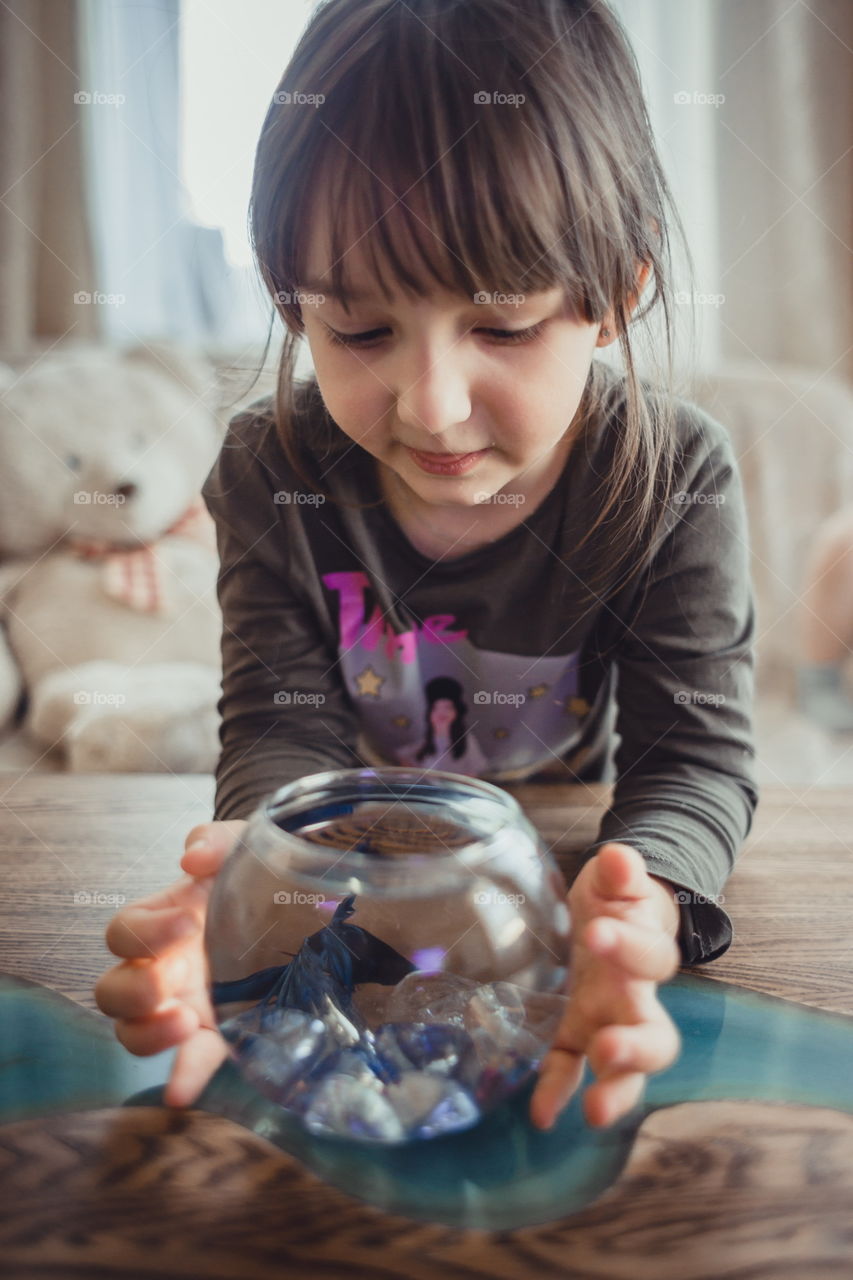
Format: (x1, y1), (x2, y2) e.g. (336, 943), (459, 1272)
(242, 0), (697, 608)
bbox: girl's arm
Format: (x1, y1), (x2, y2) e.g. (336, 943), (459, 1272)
(201, 408), (362, 821)
(584, 405), (759, 966)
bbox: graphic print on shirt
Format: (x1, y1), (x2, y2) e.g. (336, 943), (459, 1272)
(322, 570), (592, 779)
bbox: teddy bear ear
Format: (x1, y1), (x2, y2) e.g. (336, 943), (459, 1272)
(121, 341), (221, 418)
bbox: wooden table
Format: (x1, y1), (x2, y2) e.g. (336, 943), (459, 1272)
(0, 773), (851, 1278)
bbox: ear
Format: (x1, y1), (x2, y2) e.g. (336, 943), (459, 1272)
(595, 260), (653, 347)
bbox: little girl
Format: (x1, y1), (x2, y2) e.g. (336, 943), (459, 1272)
(96, 0), (757, 1134)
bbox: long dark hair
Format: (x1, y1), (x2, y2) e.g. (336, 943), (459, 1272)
(415, 675), (469, 763)
(241, 0), (697, 607)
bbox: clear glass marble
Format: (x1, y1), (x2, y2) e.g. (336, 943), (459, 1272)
(204, 767), (571, 1144)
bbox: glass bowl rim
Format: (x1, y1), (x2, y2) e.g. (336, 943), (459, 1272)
(252, 765), (530, 878)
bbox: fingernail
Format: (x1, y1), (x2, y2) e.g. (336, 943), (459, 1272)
(185, 839), (211, 856)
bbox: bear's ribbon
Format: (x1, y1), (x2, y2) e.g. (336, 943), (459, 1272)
(67, 497), (217, 615)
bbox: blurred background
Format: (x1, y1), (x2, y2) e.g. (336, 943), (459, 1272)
(2, 0), (850, 372)
(0, 0), (851, 787)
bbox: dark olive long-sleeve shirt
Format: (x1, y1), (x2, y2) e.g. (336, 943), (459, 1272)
(201, 364), (759, 966)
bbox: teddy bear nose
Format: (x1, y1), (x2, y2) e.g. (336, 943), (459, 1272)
(115, 482), (137, 501)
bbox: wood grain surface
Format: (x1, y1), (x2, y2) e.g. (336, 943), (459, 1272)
(2, 772), (853, 1278)
(1, 1100), (851, 1279)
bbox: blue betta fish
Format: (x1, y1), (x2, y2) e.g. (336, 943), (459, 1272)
(211, 894), (416, 1032)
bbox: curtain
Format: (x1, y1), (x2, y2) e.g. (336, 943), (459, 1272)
(611, 0), (853, 383)
(77, 0), (236, 346)
(0, 0), (97, 355)
(714, 0), (853, 383)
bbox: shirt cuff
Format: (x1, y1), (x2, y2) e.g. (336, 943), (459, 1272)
(676, 894), (734, 966)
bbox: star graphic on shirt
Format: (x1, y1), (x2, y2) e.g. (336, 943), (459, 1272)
(492, 727), (510, 740)
(392, 715), (411, 729)
(554, 694), (591, 718)
(527, 683), (549, 700)
(355, 665), (385, 699)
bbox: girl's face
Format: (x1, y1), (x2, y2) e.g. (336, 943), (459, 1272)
(430, 698), (456, 731)
(298, 244), (610, 513)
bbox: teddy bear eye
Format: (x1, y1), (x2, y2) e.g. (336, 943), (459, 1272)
(65, 453), (82, 471)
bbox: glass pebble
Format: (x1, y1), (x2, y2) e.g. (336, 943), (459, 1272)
(303, 1073), (407, 1143)
(385, 1071), (480, 1138)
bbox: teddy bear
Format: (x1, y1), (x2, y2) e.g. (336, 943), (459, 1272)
(0, 341), (227, 773)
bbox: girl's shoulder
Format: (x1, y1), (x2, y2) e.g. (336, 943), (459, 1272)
(590, 359), (737, 468)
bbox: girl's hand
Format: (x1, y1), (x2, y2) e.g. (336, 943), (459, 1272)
(94, 820), (247, 1107)
(529, 842), (682, 1130)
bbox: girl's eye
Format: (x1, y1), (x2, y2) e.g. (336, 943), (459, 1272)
(323, 321), (546, 349)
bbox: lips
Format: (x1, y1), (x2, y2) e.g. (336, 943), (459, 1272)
(405, 445), (491, 476)
(404, 448), (488, 457)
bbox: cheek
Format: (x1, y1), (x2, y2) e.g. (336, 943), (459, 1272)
(307, 345), (388, 443)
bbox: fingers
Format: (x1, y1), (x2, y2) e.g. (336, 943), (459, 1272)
(586, 1017), (681, 1081)
(584, 915), (680, 983)
(181, 820), (246, 877)
(112, 1001), (200, 1057)
(582, 1071), (647, 1128)
(163, 1027), (230, 1108)
(104, 892), (202, 960)
(529, 1045), (585, 1130)
(94, 948), (193, 1019)
(587, 842), (652, 901)
(529, 1014), (680, 1131)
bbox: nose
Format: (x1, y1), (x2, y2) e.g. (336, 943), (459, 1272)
(394, 343), (473, 444)
(115, 482), (137, 501)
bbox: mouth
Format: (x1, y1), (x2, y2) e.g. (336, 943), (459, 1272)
(404, 445), (492, 476)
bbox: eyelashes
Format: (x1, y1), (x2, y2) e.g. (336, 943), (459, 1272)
(322, 320), (547, 349)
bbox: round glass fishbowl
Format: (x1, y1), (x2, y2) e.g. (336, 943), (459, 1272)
(205, 767), (571, 1145)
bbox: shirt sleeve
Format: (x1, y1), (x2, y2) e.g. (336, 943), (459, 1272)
(580, 408), (759, 966)
(201, 412), (363, 822)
